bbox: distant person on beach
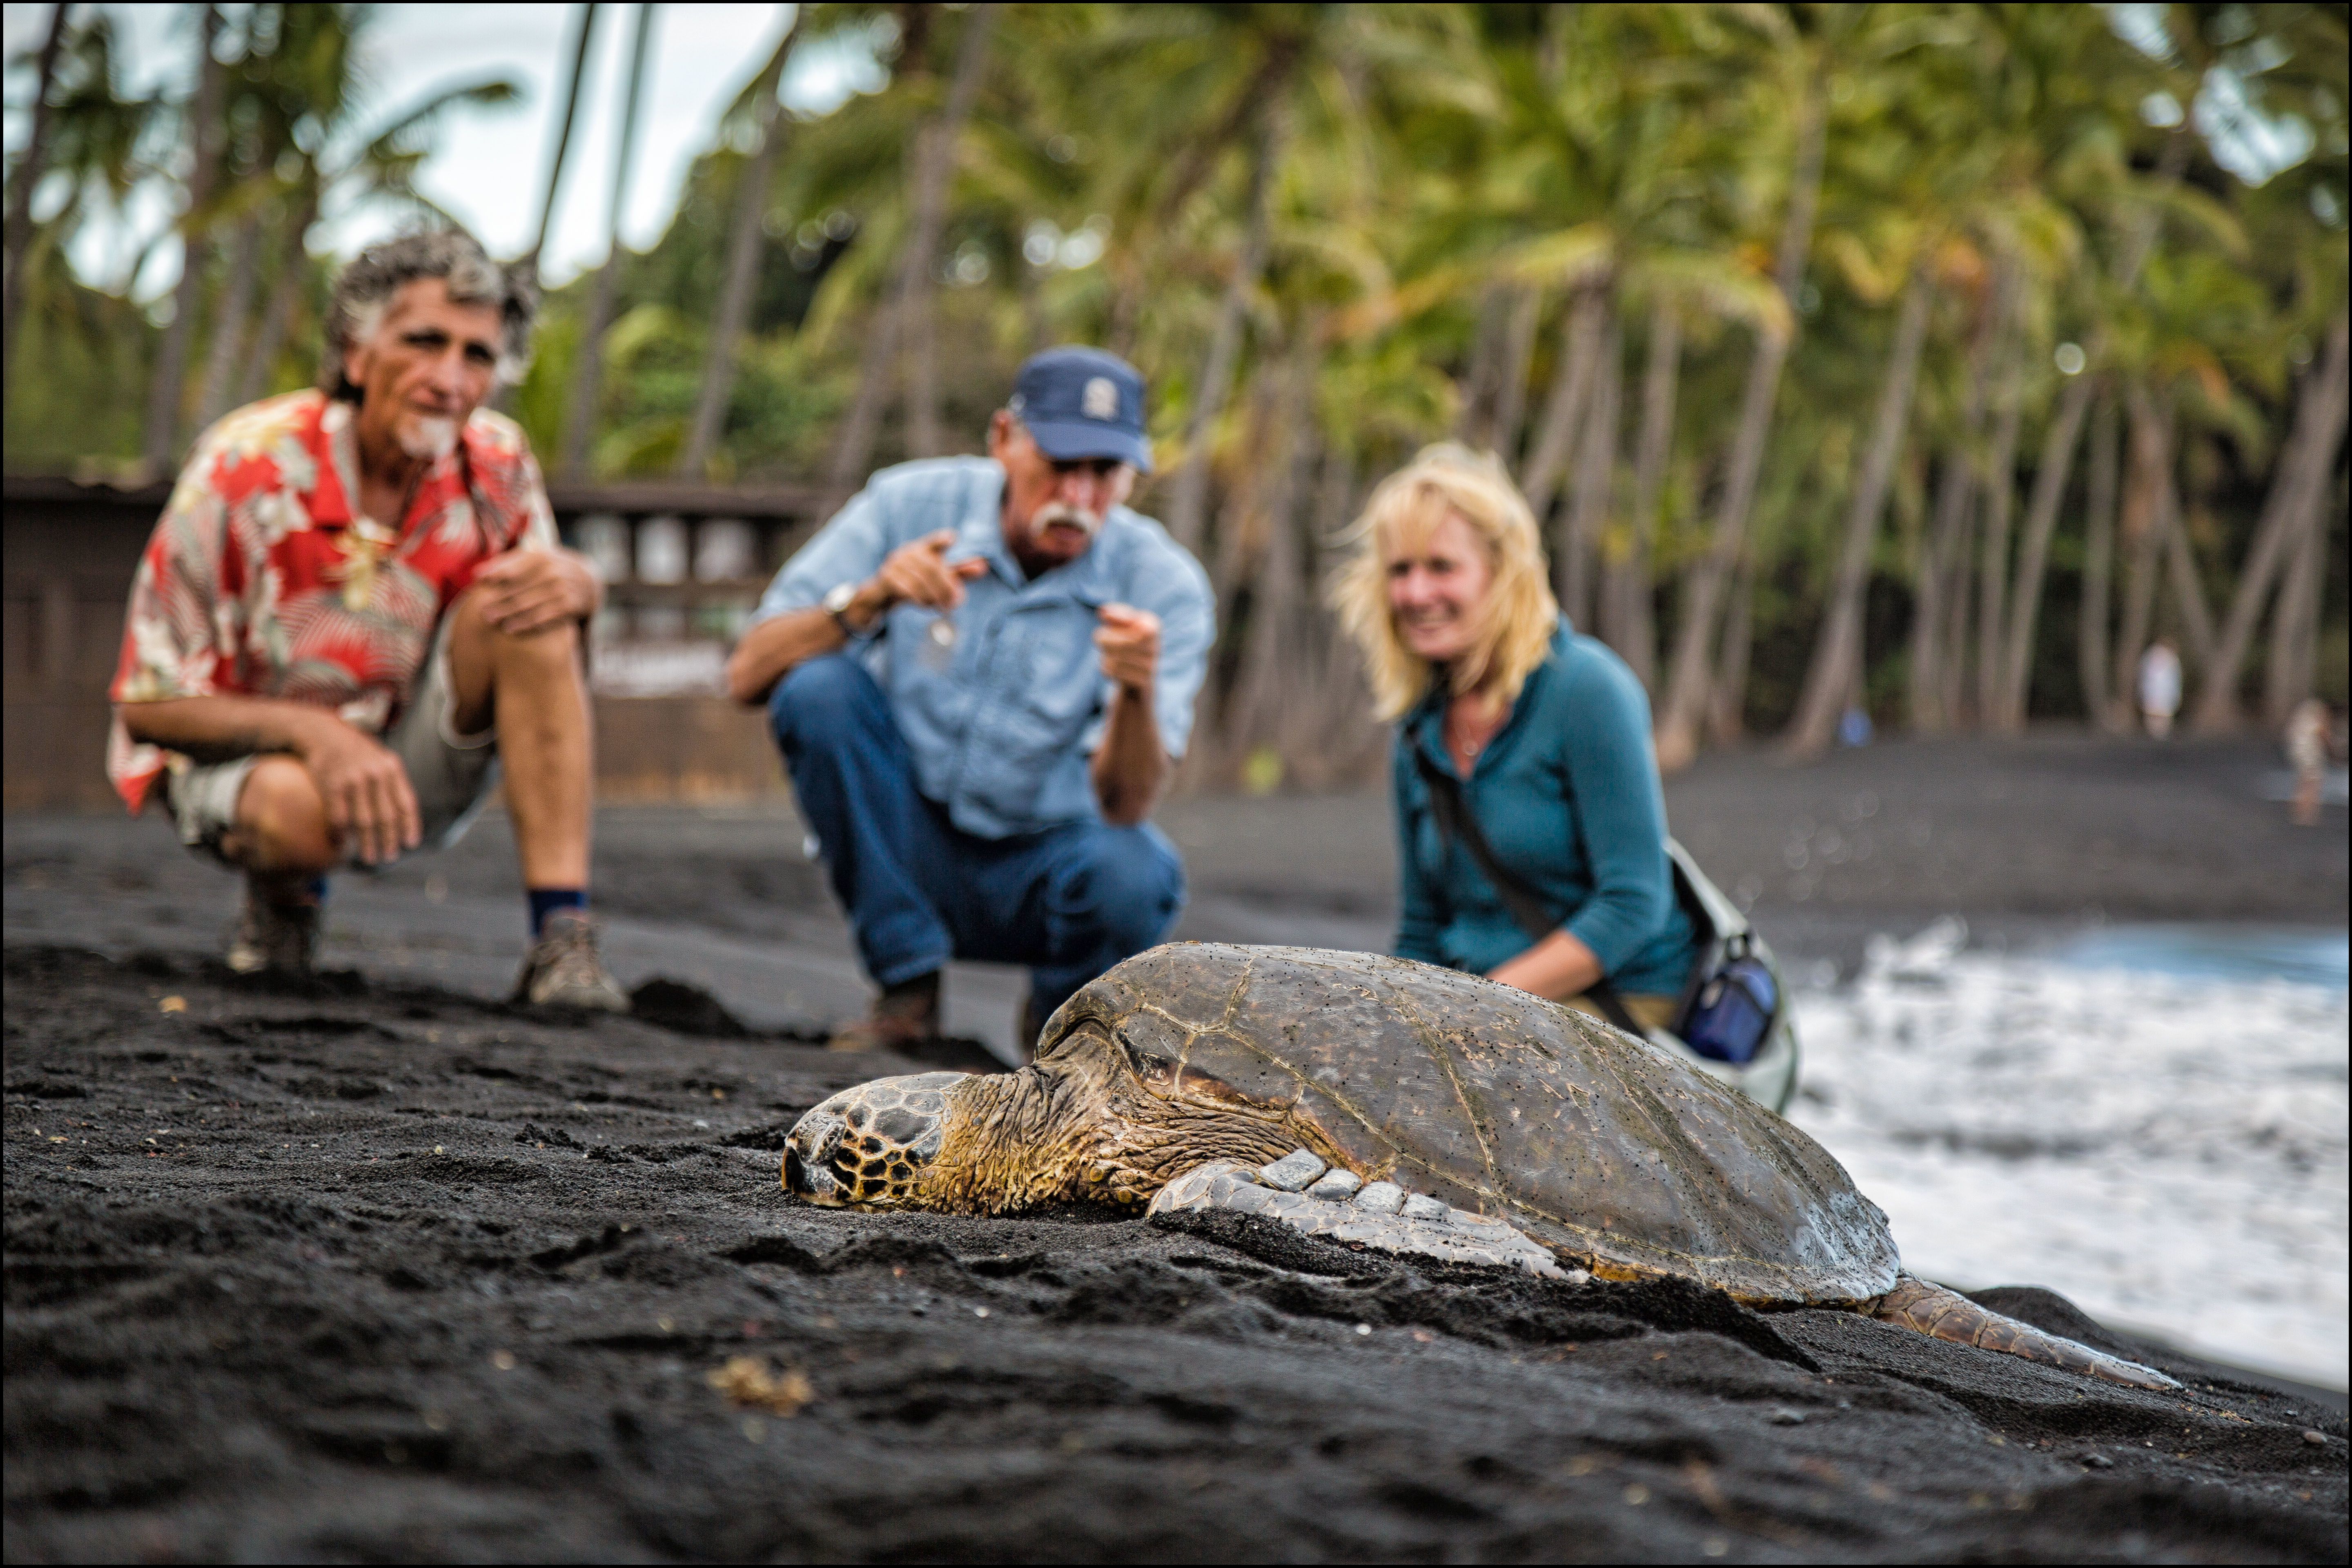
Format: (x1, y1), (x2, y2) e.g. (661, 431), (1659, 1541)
(726, 348), (1212, 1052)
(2138, 639), (2183, 739)
(2285, 699), (2331, 827)
(107, 229), (628, 1010)
(1331, 444), (1700, 1030)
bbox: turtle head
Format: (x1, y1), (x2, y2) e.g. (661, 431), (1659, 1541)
(782, 1071), (969, 1208)
(781, 1027), (1146, 1214)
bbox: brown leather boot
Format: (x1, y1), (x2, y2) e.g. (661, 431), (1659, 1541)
(225, 877), (322, 975)
(513, 909), (630, 1012)
(828, 971), (942, 1052)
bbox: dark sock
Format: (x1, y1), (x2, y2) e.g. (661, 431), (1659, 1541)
(528, 887), (588, 936)
(308, 876), (329, 905)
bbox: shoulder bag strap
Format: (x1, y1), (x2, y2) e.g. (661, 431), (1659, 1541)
(1409, 742), (1648, 1038)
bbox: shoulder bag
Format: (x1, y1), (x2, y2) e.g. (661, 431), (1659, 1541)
(1408, 745), (1783, 1066)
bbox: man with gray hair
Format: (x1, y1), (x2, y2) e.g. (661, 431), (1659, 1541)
(107, 227), (627, 1008)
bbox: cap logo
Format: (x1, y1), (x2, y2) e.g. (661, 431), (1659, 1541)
(1082, 376), (1119, 421)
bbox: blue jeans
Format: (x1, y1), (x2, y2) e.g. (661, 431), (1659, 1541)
(768, 654), (1186, 1019)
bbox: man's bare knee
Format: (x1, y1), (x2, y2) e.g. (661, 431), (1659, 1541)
(226, 756), (336, 872)
(498, 614), (581, 670)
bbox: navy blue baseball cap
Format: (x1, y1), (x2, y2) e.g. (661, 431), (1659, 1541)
(1006, 345), (1153, 474)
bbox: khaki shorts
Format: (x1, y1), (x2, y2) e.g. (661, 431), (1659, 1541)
(163, 615), (501, 866)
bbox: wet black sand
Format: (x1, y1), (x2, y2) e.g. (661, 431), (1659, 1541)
(7, 940), (2345, 1563)
(6, 733), (2347, 1560)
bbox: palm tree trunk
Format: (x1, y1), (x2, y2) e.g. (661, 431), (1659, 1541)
(1654, 82), (1826, 770)
(1993, 375), (2097, 731)
(1492, 282), (1542, 468)
(900, 4), (997, 460)
(1, 0), (71, 387)
(1707, 552), (1756, 748)
(1453, 283), (1508, 446)
(194, 214), (261, 431)
(521, 3), (601, 280)
(1209, 362), (1286, 603)
(562, 2), (655, 483)
(142, 3), (227, 474)
(1518, 285), (1607, 524)
(2263, 469), (2334, 725)
(1908, 263), (2015, 731)
(2161, 482), (2217, 672)
(2110, 390), (2173, 722)
(235, 184), (316, 406)
(1227, 321), (1321, 771)
(1784, 267), (1933, 759)
(1970, 336), (2025, 726)
(1561, 301), (1620, 631)
(1612, 295), (1681, 693)
(1294, 437), (1369, 779)
(1164, 91), (1292, 554)
(2190, 305), (2350, 731)
(2078, 390), (2119, 727)
(1979, 133), (2191, 726)
(686, 24), (796, 480)
(1936, 507), (1974, 729)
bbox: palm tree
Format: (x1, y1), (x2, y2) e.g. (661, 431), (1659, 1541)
(1, 0), (72, 379)
(678, 18), (795, 480)
(562, 2), (657, 483)
(227, 7), (520, 408)
(893, 1), (998, 461)
(1988, 128), (2195, 731)
(1604, 294), (1682, 690)
(140, 2), (226, 473)
(2076, 388), (2120, 726)
(520, 4), (601, 285)
(817, 2), (998, 495)
(1783, 263), (1933, 759)
(2190, 304), (2348, 729)
(1653, 8), (1830, 770)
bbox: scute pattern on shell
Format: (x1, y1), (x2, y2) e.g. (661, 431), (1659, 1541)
(1043, 944), (1901, 1304)
(824, 1072), (961, 1205)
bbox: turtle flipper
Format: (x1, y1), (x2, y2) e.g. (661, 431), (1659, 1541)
(1147, 1154), (1574, 1281)
(1865, 1275), (2179, 1390)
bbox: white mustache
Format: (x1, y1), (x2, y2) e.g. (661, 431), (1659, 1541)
(399, 416), (461, 461)
(1031, 501), (1102, 538)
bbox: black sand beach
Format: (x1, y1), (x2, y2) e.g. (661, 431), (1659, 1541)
(6, 734), (2347, 1561)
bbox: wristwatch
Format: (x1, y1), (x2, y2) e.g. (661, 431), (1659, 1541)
(823, 581), (869, 639)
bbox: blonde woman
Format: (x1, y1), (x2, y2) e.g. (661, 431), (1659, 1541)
(1334, 445), (1699, 1028)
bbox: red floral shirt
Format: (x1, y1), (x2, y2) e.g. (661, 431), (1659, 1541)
(107, 389), (558, 812)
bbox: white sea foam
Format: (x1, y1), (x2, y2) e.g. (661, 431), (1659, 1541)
(1786, 920), (2350, 1389)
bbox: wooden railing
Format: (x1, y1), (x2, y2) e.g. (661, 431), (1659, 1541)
(2, 473), (835, 808)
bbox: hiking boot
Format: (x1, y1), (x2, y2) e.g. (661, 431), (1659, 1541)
(513, 909), (630, 1012)
(225, 884), (321, 975)
(828, 970), (942, 1053)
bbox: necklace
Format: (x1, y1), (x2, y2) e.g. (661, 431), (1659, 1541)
(1447, 697), (1505, 762)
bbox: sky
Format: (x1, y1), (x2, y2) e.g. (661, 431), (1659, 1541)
(0, 2), (887, 298)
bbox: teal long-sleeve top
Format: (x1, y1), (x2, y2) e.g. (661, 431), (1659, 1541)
(1392, 624), (1700, 997)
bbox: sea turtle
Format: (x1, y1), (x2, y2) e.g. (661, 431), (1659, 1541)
(782, 943), (2175, 1389)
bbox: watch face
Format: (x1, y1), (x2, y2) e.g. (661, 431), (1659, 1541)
(824, 583), (855, 614)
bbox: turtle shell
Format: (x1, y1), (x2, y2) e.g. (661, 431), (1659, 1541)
(1046, 942), (1900, 1305)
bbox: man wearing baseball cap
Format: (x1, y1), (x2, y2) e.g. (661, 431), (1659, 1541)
(726, 347), (1213, 1053)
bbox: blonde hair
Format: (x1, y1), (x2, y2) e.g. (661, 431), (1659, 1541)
(1330, 443), (1560, 720)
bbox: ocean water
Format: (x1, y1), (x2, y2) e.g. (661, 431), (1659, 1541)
(1787, 918), (2350, 1389)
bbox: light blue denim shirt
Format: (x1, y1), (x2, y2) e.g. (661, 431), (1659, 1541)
(752, 456), (1215, 840)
